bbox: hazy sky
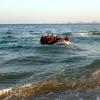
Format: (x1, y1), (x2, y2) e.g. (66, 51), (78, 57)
(0, 0), (100, 24)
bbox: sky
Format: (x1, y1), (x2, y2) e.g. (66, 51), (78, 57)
(0, 0), (100, 24)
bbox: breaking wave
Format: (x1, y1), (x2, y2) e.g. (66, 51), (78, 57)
(0, 59), (100, 99)
(0, 71), (100, 100)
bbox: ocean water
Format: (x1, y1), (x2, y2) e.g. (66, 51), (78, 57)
(0, 24), (100, 100)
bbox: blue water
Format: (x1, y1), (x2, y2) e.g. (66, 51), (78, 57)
(0, 24), (100, 100)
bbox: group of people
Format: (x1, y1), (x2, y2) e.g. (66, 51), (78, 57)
(40, 34), (71, 45)
(40, 34), (62, 44)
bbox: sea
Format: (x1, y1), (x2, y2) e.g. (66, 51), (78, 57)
(0, 24), (100, 100)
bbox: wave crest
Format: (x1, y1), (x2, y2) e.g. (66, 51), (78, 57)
(0, 75), (100, 100)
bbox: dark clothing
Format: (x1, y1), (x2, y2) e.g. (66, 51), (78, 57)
(64, 36), (71, 41)
(40, 35), (62, 45)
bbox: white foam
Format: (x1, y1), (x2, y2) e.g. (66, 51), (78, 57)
(21, 83), (32, 88)
(0, 83), (33, 96)
(77, 32), (92, 36)
(0, 88), (12, 95)
(92, 69), (100, 76)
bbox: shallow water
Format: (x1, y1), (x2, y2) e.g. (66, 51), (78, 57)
(0, 24), (100, 100)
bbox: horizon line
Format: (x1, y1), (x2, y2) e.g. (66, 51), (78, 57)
(0, 22), (100, 25)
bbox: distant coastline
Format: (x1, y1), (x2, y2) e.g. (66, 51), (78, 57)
(0, 22), (100, 25)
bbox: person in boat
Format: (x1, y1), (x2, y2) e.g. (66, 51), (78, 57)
(56, 35), (62, 44)
(64, 34), (71, 42)
(40, 35), (48, 44)
(40, 35), (45, 44)
(48, 34), (55, 44)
